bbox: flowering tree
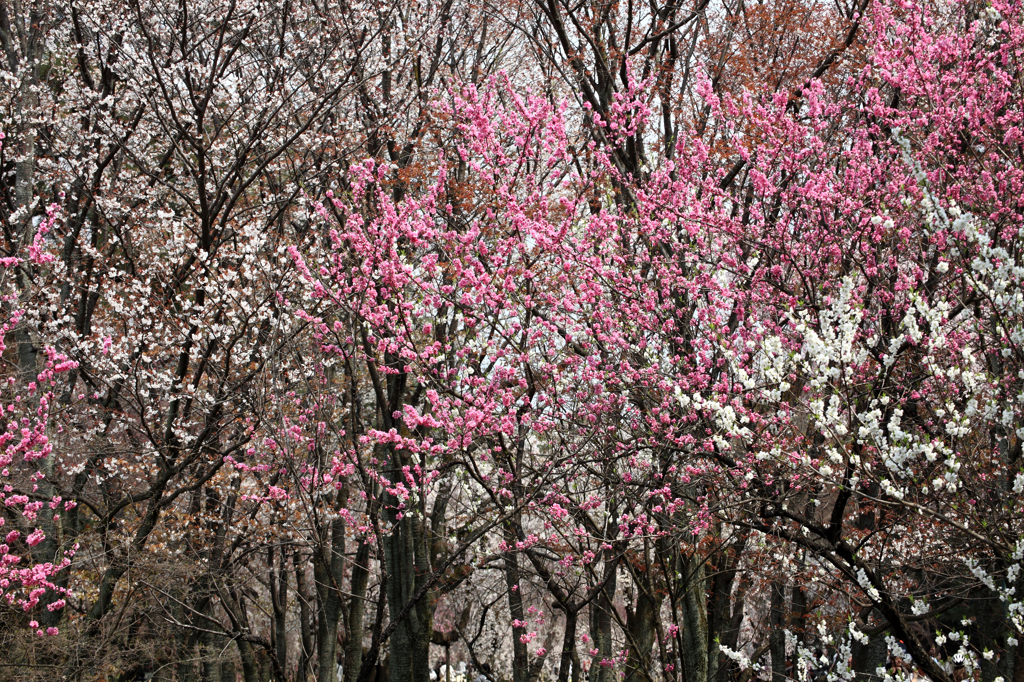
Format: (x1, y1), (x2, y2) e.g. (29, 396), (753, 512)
(0, 192), (75, 637)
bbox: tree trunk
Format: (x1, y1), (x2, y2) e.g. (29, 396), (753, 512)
(237, 638), (261, 682)
(680, 554), (708, 682)
(270, 547), (289, 676)
(504, 523), (531, 682)
(297, 553), (315, 681)
(852, 629), (887, 682)
(317, 518), (346, 682)
(201, 627), (224, 682)
(344, 538), (372, 682)
(590, 548), (619, 682)
(769, 581), (787, 682)
(557, 609), (578, 682)
(708, 534), (746, 682)
(384, 462), (432, 682)
(624, 576), (662, 682)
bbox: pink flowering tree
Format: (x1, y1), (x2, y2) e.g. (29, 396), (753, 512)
(276, 72), (779, 682)
(277, 81), (599, 682)
(0, 177), (75, 634)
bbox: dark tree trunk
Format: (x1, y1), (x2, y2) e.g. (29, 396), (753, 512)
(769, 581), (787, 682)
(237, 638), (261, 682)
(504, 523), (531, 682)
(590, 548), (619, 682)
(680, 554), (708, 682)
(297, 553), (315, 681)
(624, 575), (662, 682)
(383, 455), (432, 682)
(557, 609), (578, 682)
(708, 534), (747, 682)
(345, 538), (372, 682)
(317, 518), (346, 682)
(270, 547), (289, 676)
(852, 629), (888, 682)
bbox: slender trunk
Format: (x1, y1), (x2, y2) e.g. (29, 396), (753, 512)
(624, 577), (661, 682)
(270, 547), (289, 676)
(769, 581), (787, 682)
(706, 551), (733, 682)
(317, 518), (346, 682)
(680, 554), (708, 682)
(791, 572), (807, 648)
(12, 9), (40, 224)
(344, 539), (372, 682)
(384, 461), (432, 682)
(504, 522), (530, 682)
(590, 548), (618, 682)
(557, 609), (578, 682)
(171, 595), (199, 682)
(296, 553), (314, 680)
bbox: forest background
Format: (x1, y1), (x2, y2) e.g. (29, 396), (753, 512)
(1, 0), (1023, 680)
